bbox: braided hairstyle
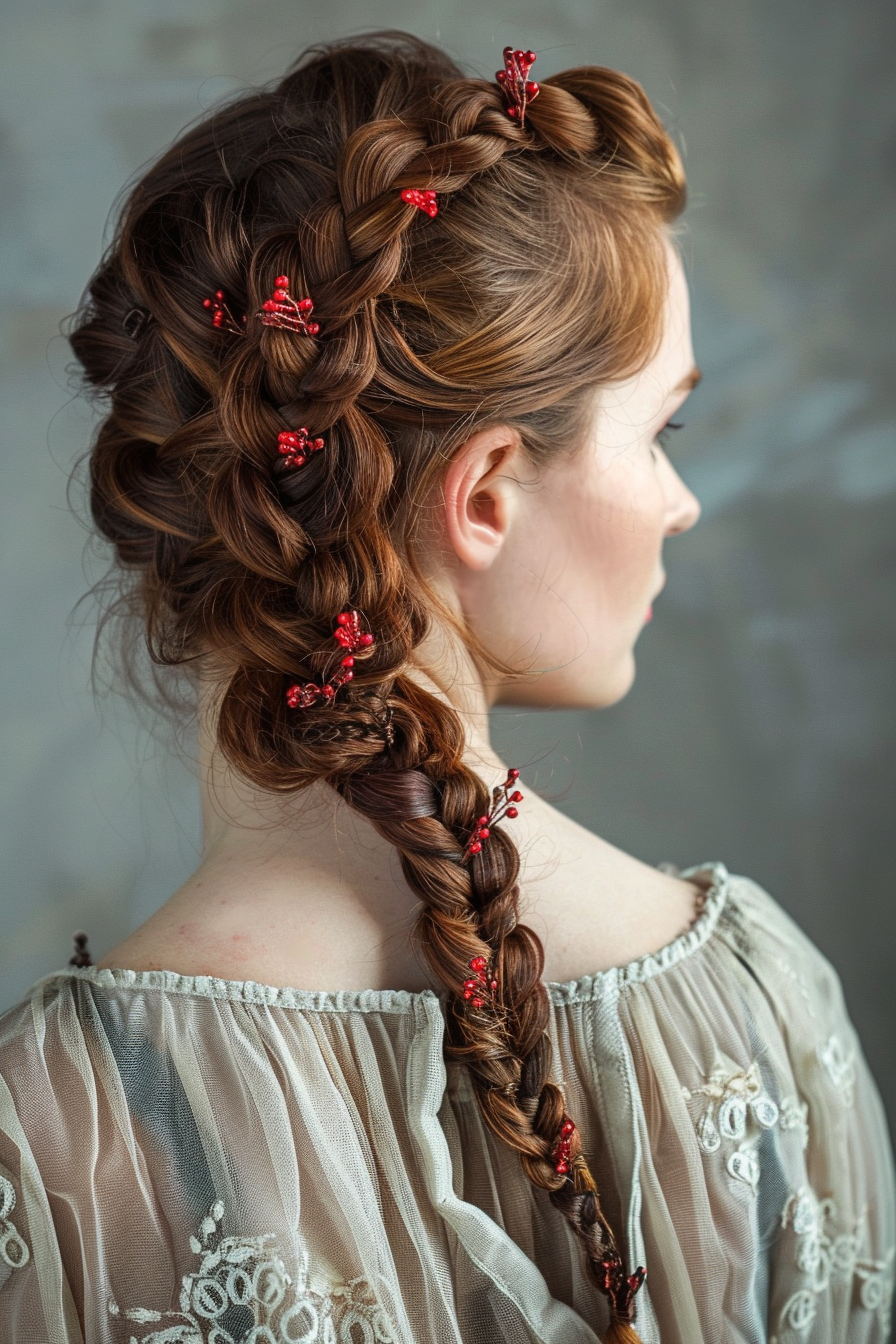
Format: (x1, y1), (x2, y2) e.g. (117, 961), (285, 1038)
(69, 32), (685, 1342)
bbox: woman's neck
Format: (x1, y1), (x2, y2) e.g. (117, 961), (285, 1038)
(96, 639), (705, 992)
(196, 636), (508, 871)
(138, 647), (511, 993)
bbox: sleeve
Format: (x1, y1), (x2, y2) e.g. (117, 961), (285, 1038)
(0, 1015), (84, 1342)
(731, 878), (896, 1343)
(623, 871), (896, 1344)
(0, 973), (427, 1344)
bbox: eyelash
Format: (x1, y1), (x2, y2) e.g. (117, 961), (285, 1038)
(652, 420), (685, 459)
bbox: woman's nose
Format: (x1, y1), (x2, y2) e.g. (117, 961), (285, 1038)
(664, 467), (701, 536)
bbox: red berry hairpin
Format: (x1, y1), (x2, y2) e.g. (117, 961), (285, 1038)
(400, 188), (438, 218)
(278, 427), (325, 470)
(285, 610), (374, 710)
(551, 1117), (577, 1176)
(495, 47), (540, 126)
(550, 1116), (648, 1318)
(258, 275), (320, 335)
(462, 955), (499, 1009)
(202, 290), (247, 336)
(598, 1255), (647, 1322)
(463, 768), (523, 859)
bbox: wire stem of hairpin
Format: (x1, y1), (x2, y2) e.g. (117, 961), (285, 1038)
(258, 275), (319, 335)
(495, 47), (540, 126)
(285, 610), (374, 709)
(463, 768), (523, 859)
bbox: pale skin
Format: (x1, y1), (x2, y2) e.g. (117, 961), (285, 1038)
(98, 238), (704, 993)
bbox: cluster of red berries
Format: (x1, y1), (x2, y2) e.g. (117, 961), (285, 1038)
(464, 768), (524, 858)
(551, 1118), (576, 1175)
(495, 47), (540, 124)
(400, 188), (438, 217)
(202, 290), (246, 336)
(285, 610), (374, 710)
(258, 276), (320, 335)
(462, 955), (499, 1008)
(598, 1256), (648, 1318)
(278, 427), (326, 470)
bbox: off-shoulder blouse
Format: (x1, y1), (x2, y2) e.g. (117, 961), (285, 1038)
(0, 861), (892, 1343)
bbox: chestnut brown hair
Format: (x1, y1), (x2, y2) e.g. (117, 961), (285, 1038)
(69, 31), (685, 1341)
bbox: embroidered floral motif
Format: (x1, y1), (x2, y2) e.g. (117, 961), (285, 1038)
(778, 1096), (810, 1150)
(818, 1033), (856, 1107)
(0, 1174), (30, 1270)
(767, 952), (818, 1021)
(774, 1187), (894, 1338)
(107, 1199), (394, 1344)
(856, 1246), (895, 1337)
(682, 1059), (781, 1193)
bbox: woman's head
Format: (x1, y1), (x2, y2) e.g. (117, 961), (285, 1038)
(69, 31), (694, 1337)
(423, 235), (701, 712)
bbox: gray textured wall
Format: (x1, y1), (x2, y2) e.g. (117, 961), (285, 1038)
(1, 0), (894, 1176)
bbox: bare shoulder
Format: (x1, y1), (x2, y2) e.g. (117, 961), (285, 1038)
(516, 809), (706, 980)
(94, 813), (705, 991)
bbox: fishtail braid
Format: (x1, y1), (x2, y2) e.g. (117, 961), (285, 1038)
(70, 32), (686, 1343)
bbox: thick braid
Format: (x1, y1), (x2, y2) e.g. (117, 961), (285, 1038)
(234, 82), (648, 1339)
(70, 34), (687, 1342)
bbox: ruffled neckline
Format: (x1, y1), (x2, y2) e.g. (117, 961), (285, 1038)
(46, 861), (730, 1015)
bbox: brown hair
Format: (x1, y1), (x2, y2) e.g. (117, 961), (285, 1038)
(69, 31), (685, 1341)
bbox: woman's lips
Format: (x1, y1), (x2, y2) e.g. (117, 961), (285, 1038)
(645, 576), (665, 621)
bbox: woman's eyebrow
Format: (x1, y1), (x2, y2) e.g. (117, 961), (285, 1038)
(674, 367), (702, 393)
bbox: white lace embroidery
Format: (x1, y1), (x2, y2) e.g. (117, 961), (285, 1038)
(768, 951), (818, 1021)
(107, 1199), (394, 1343)
(0, 1174), (30, 1270)
(682, 1059), (783, 1192)
(818, 1033), (857, 1107)
(856, 1246), (895, 1332)
(772, 1187), (895, 1339)
(778, 1096), (810, 1150)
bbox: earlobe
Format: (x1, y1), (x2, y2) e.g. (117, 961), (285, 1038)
(442, 427), (520, 572)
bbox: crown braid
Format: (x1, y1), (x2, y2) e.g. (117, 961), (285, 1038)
(70, 33), (685, 1342)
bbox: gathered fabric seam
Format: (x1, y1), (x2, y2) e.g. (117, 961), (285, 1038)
(33, 862), (731, 1016)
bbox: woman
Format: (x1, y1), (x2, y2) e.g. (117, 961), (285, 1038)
(0, 31), (892, 1344)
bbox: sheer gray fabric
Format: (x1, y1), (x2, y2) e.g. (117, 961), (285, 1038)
(0, 862), (892, 1343)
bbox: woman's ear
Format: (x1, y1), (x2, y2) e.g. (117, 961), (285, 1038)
(441, 426), (524, 572)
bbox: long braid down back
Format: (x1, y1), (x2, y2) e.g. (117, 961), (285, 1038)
(70, 32), (685, 1341)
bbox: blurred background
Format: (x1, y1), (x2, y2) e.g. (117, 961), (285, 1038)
(1, 0), (894, 1181)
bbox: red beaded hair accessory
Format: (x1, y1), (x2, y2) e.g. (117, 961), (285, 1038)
(400, 188), (438, 218)
(495, 47), (540, 126)
(551, 1116), (577, 1176)
(551, 1116), (648, 1319)
(203, 290), (247, 336)
(599, 1257), (647, 1323)
(462, 955), (499, 1008)
(285, 610), (374, 709)
(278, 427), (326, 470)
(258, 275), (320, 335)
(463, 768), (523, 858)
